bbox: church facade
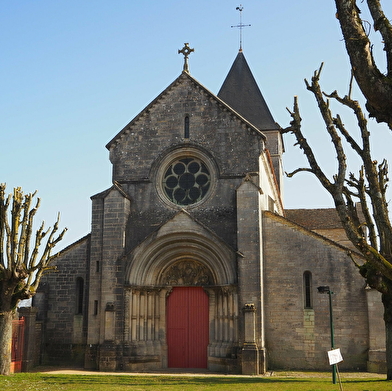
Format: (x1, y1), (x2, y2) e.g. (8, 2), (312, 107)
(34, 46), (386, 374)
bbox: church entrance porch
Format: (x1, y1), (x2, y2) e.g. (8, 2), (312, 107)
(167, 287), (209, 368)
(120, 224), (241, 372)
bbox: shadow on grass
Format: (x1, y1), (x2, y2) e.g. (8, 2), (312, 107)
(37, 375), (328, 385)
(3, 374), (388, 391)
(343, 379), (388, 383)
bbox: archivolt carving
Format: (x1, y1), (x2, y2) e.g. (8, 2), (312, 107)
(125, 214), (237, 286)
(161, 260), (212, 286)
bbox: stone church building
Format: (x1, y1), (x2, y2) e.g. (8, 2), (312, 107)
(33, 45), (385, 374)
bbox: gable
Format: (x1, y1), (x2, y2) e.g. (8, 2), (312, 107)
(105, 72), (267, 182)
(125, 210), (237, 286)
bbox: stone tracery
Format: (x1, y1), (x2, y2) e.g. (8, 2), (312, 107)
(161, 260), (212, 286)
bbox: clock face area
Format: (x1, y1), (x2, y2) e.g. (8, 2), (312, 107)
(162, 157), (211, 206)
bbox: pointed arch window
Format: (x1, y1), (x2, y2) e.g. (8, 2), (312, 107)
(184, 115), (190, 138)
(76, 277), (84, 315)
(303, 271), (313, 309)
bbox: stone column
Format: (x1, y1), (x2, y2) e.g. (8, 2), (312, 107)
(236, 179), (266, 374)
(366, 288), (386, 373)
(242, 303), (259, 375)
(104, 302), (115, 341)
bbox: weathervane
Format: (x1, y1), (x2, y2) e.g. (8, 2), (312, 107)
(178, 43), (194, 73)
(231, 5), (251, 51)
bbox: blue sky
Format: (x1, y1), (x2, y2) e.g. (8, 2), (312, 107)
(1, 1), (391, 249)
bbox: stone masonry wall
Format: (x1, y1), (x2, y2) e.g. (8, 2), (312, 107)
(36, 236), (90, 366)
(86, 188), (131, 371)
(108, 74), (264, 182)
(262, 212), (369, 371)
(236, 179), (265, 374)
(106, 75), (269, 254)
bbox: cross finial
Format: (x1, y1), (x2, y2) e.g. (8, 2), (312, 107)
(178, 43), (194, 73)
(231, 5), (251, 51)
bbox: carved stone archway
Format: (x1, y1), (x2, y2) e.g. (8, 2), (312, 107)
(125, 213), (237, 287)
(160, 260), (213, 286)
(123, 216), (238, 371)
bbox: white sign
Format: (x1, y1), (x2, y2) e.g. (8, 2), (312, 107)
(328, 348), (343, 365)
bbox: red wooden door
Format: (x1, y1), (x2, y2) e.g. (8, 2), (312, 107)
(167, 287), (209, 368)
(11, 317), (25, 373)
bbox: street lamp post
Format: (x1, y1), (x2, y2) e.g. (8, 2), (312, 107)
(317, 285), (337, 384)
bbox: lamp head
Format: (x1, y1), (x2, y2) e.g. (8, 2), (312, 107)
(317, 286), (330, 294)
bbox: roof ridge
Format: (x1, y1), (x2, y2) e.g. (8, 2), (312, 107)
(265, 211), (363, 257)
(106, 71), (266, 150)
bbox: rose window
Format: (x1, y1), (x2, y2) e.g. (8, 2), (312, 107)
(162, 157), (211, 205)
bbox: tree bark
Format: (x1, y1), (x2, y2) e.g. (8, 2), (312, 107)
(285, 71), (392, 378)
(0, 185), (67, 374)
(0, 311), (14, 376)
(334, 0), (392, 129)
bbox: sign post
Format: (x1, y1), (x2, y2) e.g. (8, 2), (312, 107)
(328, 348), (344, 391)
(317, 286), (336, 384)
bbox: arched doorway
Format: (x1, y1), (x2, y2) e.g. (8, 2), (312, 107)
(124, 220), (238, 371)
(167, 287), (209, 368)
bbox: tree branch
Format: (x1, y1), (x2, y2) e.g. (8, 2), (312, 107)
(0, 185), (66, 310)
(287, 63), (392, 281)
(305, 65), (348, 193)
(334, 0), (392, 128)
(284, 93), (333, 192)
(285, 168), (314, 178)
(367, 0), (392, 75)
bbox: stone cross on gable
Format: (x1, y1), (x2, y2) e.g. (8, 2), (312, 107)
(178, 43), (194, 73)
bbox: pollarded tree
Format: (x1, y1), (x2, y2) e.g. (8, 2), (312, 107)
(0, 184), (66, 375)
(284, 0), (392, 378)
(284, 65), (392, 378)
(334, 0), (392, 129)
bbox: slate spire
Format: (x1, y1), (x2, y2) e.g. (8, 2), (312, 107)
(217, 51), (277, 131)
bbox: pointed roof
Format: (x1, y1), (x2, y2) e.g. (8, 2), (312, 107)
(218, 51), (278, 131)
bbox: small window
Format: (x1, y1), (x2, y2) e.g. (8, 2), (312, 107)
(94, 300), (99, 316)
(184, 115), (190, 138)
(303, 271), (313, 309)
(76, 277), (84, 314)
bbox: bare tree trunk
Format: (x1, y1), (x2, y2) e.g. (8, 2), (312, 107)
(0, 311), (14, 376)
(334, 0), (392, 129)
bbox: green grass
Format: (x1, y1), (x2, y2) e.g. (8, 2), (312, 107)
(0, 372), (389, 391)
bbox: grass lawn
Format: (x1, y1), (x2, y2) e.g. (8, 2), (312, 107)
(0, 371), (389, 391)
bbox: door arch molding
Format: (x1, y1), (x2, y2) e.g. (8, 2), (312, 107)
(125, 213), (236, 286)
